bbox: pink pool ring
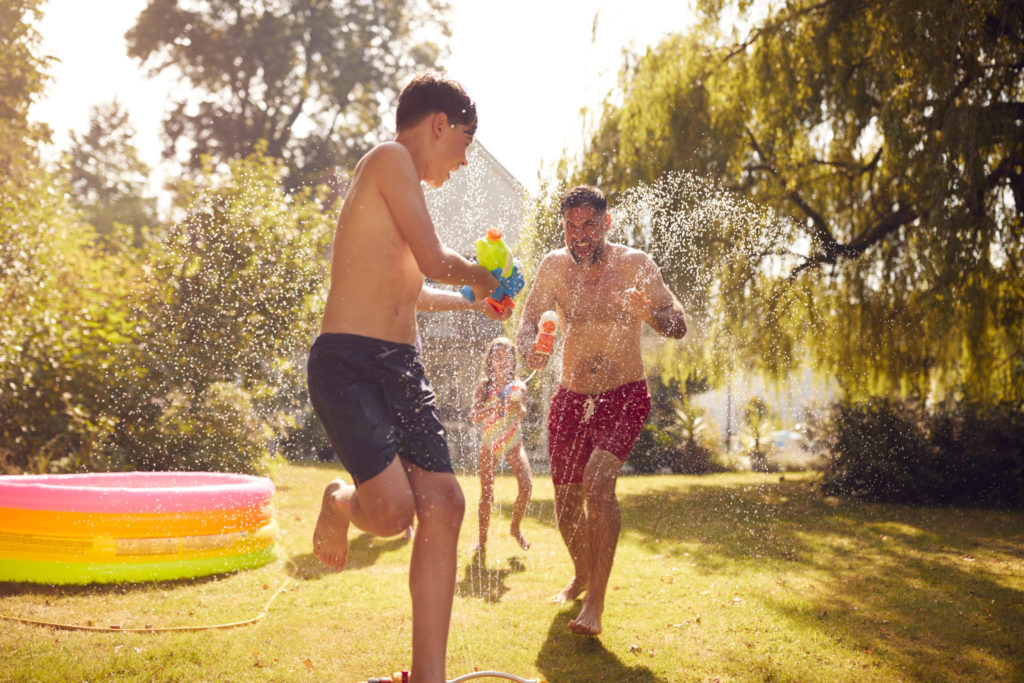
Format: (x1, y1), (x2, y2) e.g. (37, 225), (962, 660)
(0, 472), (278, 584)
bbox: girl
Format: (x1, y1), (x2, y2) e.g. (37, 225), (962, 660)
(468, 337), (533, 554)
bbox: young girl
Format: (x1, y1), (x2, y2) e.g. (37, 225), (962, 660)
(468, 337), (533, 554)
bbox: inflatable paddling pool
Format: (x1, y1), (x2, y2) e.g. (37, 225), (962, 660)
(0, 472), (278, 584)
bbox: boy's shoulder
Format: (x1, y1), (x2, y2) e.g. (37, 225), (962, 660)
(362, 140), (411, 165)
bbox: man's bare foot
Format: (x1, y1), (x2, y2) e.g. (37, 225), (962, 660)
(568, 602), (602, 636)
(312, 479), (350, 571)
(510, 527), (530, 550)
(550, 576), (587, 604)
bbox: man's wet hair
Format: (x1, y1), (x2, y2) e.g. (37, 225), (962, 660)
(396, 71), (478, 135)
(560, 185), (607, 215)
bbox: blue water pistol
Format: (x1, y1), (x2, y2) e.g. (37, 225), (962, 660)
(460, 227), (525, 314)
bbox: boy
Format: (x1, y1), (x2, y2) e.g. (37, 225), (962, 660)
(307, 71), (501, 683)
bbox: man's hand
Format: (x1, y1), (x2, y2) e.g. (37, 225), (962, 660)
(612, 287), (651, 318)
(522, 345), (550, 371)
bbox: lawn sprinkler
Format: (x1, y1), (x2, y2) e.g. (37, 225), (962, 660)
(362, 672), (545, 683)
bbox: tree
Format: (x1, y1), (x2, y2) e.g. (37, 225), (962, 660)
(569, 0), (1024, 404)
(111, 149), (335, 472)
(1, 1), (143, 473)
(66, 99), (157, 246)
(126, 0), (451, 187)
(0, 0), (51, 179)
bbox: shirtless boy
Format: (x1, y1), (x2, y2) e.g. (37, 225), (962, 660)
(516, 185), (687, 637)
(307, 71), (501, 683)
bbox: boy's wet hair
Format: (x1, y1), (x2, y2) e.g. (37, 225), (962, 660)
(560, 185), (607, 215)
(396, 71), (478, 135)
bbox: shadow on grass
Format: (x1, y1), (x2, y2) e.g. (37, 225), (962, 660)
(455, 548), (526, 603)
(537, 474), (1024, 681)
(0, 570), (233, 597)
(535, 606), (667, 683)
(290, 532), (410, 579)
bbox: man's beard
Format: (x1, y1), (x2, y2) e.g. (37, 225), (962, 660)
(570, 241), (604, 266)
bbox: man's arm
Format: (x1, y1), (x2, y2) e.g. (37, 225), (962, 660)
(616, 254), (687, 339)
(516, 254), (560, 369)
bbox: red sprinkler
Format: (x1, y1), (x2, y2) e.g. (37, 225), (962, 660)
(362, 672), (546, 683)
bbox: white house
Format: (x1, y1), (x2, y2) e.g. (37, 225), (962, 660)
(418, 140), (532, 468)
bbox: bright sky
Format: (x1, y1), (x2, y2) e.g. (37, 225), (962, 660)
(32, 0), (698, 195)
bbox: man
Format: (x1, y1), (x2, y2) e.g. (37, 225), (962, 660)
(307, 71), (502, 683)
(517, 185), (687, 637)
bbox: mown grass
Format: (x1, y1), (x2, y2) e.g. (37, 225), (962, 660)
(1, 462), (1022, 682)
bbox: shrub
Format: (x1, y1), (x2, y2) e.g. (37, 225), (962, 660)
(816, 398), (1024, 507)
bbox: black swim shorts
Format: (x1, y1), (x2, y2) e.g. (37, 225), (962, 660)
(306, 333), (453, 485)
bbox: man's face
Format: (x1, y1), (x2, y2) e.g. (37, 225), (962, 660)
(563, 205), (610, 266)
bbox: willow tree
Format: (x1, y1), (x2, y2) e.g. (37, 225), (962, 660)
(569, 0), (1024, 404)
(127, 0), (450, 187)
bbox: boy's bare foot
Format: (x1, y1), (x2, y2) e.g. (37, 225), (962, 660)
(550, 576), (587, 604)
(312, 479), (350, 571)
(568, 602), (602, 636)
(511, 527), (530, 550)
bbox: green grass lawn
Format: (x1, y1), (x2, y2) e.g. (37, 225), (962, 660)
(2, 462), (1023, 682)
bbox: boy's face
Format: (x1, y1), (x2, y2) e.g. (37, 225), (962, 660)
(425, 116), (474, 188)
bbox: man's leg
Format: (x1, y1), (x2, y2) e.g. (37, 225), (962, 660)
(313, 458), (416, 570)
(568, 447), (623, 636)
(551, 481), (588, 603)
(404, 462), (465, 683)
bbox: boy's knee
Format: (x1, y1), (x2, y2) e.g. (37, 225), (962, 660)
(418, 479), (466, 522)
(376, 498), (416, 536)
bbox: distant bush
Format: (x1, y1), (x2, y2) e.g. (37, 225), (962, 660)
(816, 399), (1024, 508)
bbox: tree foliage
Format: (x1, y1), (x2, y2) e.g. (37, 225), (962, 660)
(66, 99), (158, 245)
(569, 0), (1024, 404)
(111, 149), (335, 472)
(126, 0), (451, 187)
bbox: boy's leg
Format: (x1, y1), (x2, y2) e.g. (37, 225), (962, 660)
(402, 462), (465, 683)
(505, 445), (532, 550)
(568, 447), (623, 636)
(313, 457), (416, 570)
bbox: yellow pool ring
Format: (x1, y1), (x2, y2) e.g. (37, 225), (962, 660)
(0, 519), (277, 564)
(0, 506), (272, 537)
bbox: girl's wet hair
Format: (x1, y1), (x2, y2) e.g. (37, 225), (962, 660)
(477, 336), (517, 396)
(396, 71), (478, 134)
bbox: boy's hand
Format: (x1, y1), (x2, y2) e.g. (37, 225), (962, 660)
(474, 299), (513, 320)
(468, 267), (500, 305)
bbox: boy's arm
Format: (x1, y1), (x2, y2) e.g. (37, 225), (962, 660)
(417, 286), (512, 320)
(374, 143), (497, 300)
(516, 254), (559, 370)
